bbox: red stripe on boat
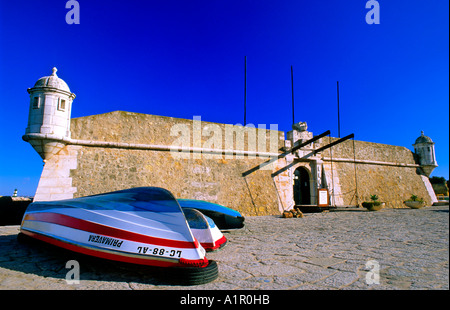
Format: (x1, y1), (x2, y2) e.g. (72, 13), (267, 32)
(213, 235), (227, 249)
(24, 212), (199, 249)
(201, 235), (227, 251)
(179, 257), (208, 267)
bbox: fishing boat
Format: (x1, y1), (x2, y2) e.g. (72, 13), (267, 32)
(19, 187), (218, 284)
(183, 208), (227, 251)
(178, 199), (245, 229)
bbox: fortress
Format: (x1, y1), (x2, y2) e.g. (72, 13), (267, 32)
(23, 68), (438, 216)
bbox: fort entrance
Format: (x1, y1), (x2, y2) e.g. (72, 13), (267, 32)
(293, 166), (311, 205)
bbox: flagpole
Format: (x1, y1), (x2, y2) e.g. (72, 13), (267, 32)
(337, 81), (340, 138)
(291, 65), (295, 125)
(244, 56), (247, 126)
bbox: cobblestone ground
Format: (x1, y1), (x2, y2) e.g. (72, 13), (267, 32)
(0, 205), (448, 290)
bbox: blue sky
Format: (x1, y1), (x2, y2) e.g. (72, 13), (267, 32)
(0, 0), (448, 196)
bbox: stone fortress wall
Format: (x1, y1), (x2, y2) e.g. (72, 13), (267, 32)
(25, 68), (437, 215)
(32, 110), (436, 216)
(69, 111), (285, 216)
(318, 138), (434, 208)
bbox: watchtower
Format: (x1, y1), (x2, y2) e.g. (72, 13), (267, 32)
(413, 131), (438, 177)
(23, 67), (76, 161)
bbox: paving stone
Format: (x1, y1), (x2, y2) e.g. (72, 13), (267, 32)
(0, 205), (448, 290)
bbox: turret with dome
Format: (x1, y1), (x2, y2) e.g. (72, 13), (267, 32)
(23, 67), (76, 161)
(413, 131), (438, 177)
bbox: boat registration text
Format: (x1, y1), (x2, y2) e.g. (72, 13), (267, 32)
(137, 246), (182, 258)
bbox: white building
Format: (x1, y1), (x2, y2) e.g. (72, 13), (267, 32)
(23, 67), (76, 161)
(413, 131), (438, 177)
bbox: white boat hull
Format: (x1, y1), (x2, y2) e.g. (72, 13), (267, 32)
(20, 187), (213, 268)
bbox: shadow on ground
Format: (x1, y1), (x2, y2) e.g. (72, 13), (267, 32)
(0, 233), (209, 287)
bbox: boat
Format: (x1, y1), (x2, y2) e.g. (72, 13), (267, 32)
(19, 187), (219, 284)
(183, 208), (227, 251)
(178, 199), (245, 229)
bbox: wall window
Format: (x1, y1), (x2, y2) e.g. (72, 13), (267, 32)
(58, 98), (66, 111)
(32, 97), (40, 109)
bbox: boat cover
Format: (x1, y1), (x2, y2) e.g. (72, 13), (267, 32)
(178, 199), (245, 229)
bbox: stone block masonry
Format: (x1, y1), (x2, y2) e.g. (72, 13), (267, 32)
(33, 145), (80, 201)
(70, 146), (280, 216)
(67, 111), (286, 216)
(31, 110), (437, 215)
(319, 139), (436, 208)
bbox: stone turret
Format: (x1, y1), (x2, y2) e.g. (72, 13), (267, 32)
(413, 131), (438, 177)
(23, 67), (76, 161)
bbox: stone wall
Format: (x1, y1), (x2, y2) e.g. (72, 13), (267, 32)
(318, 139), (435, 208)
(70, 146), (282, 216)
(70, 111), (283, 152)
(33, 145), (80, 201)
(31, 111), (437, 215)
(320, 138), (418, 165)
(68, 111), (286, 216)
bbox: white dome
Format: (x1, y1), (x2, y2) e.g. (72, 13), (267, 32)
(414, 131), (434, 145)
(31, 67), (71, 93)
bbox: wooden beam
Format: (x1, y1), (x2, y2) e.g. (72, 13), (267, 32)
(242, 130), (331, 177)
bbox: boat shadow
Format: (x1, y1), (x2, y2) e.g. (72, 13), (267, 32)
(0, 233), (202, 287)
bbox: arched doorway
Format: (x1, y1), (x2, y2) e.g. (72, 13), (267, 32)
(293, 167), (311, 205)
